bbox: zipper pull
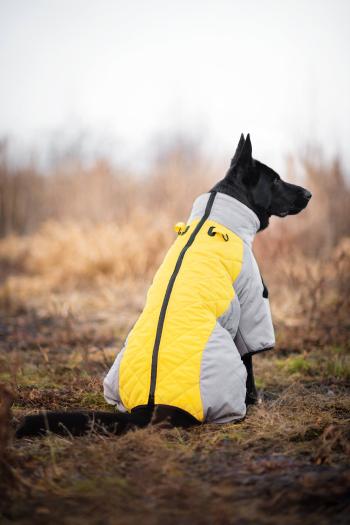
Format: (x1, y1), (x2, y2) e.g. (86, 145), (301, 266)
(174, 222), (190, 236)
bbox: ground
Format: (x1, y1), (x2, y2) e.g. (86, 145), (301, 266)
(1, 279), (349, 525)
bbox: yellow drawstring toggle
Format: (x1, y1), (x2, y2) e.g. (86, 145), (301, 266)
(174, 222), (190, 235)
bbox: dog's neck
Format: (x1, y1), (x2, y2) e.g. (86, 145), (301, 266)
(188, 192), (260, 248)
(211, 179), (270, 231)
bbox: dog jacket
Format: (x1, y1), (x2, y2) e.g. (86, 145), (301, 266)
(104, 192), (275, 423)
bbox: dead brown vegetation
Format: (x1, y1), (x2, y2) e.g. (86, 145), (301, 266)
(0, 141), (349, 524)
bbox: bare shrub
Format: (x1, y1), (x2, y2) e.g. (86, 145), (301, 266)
(0, 137), (349, 350)
(0, 137), (215, 237)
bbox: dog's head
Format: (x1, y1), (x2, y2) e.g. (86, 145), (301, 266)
(212, 134), (312, 230)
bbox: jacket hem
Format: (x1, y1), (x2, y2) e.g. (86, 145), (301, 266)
(248, 346), (274, 355)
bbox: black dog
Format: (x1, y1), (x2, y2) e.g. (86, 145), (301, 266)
(16, 134), (311, 438)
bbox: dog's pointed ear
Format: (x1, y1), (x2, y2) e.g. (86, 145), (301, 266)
(237, 133), (252, 166)
(230, 134), (245, 167)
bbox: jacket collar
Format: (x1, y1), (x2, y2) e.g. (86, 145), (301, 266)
(188, 191), (260, 248)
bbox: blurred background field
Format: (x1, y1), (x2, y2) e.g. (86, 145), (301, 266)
(1, 139), (350, 525)
(1, 137), (349, 351)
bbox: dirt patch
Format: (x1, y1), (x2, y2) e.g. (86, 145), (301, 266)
(0, 304), (349, 525)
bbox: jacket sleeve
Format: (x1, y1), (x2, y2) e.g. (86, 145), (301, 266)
(233, 243), (275, 356)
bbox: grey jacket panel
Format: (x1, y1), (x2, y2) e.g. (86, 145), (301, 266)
(234, 242), (275, 356)
(103, 344), (127, 412)
(218, 293), (240, 340)
(200, 322), (247, 423)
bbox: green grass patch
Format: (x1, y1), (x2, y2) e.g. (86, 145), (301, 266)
(255, 377), (266, 389)
(15, 365), (61, 388)
(80, 391), (106, 409)
(326, 357), (350, 380)
(276, 355), (312, 376)
(0, 372), (13, 382)
(274, 350), (350, 382)
(330, 345), (348, 355)
(285, 356), (312, 374)
(65, 475), (132, 499)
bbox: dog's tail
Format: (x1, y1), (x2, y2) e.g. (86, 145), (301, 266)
(15, 410), (139, 438)
(15, 405), (197, 438)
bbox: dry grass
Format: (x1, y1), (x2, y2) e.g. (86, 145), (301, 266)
(0, 144), (349, 524)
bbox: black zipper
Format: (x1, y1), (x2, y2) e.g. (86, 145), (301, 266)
(147, 191), (217, 406)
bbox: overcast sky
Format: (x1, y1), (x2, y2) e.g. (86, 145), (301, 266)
(0, 0), (349, 172)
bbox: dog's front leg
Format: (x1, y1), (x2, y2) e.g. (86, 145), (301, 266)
(241, 353), (258, 405)
(233, 247), (275, 408)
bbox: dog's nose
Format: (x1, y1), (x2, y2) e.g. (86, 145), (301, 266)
(303, 189), (312, 200)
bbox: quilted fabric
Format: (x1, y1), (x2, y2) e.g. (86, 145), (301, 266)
(118, 218), (244, 421)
